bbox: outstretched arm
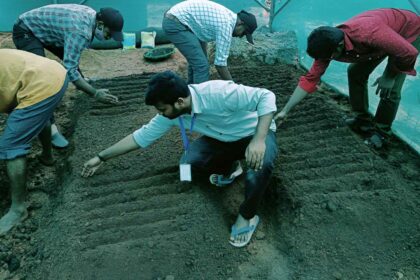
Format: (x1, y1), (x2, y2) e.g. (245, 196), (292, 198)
(275, 85), (308, 125)
(73, 78), (119, 104)
(63, 33), (119, 105)
(81, 134), (139, 177)
(215, 65), (233, 80)
(275, 58), (331, 125)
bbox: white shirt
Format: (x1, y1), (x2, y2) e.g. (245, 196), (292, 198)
(168, 0), (237, 66)
(133, 80), (277, 148)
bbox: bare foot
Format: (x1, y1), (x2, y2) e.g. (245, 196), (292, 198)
(0, 208), (28, 235)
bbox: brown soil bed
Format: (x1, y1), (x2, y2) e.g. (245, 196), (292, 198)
(1, 35), (419, 280)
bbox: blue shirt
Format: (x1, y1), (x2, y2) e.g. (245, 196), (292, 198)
(168, 0), (237, 67)
(133, 80), (277, 148)
(20, 4), (96, 82)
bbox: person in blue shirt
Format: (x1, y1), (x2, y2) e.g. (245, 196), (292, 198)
(81, 71), (278, 247)
(12, 4), (124, 148)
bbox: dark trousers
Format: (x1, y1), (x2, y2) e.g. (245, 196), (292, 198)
(162, 17), (209, 84)
(0, 76), (69, 160)
(347, 36), (420, 134)
(185, 131), (278, 220)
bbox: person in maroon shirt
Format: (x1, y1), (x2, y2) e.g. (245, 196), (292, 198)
(275, 8), (420, 149)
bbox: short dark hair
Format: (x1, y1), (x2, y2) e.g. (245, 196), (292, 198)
(145, 71), (190, 106)
(306, 26), (344, 59)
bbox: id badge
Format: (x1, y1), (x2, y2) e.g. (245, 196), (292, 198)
(179, 163), (192, 181)
(179, 152), (191, 181)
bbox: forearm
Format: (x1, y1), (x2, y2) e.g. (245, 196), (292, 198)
(253, 113), (274, 141)
(215, 65), (233, 80)
(97, 134), (140, 161)
(73, 78), (97, 97)
(281, 86), (308, 115)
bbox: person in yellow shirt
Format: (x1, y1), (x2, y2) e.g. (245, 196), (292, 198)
(0, 49), (68, 235)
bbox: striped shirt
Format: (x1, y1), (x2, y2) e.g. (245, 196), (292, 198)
(168, 0), (237, 66)
(133, 80), (277, 148)
(19, 4), (96, 82)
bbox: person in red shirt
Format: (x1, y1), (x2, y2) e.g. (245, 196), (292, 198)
(275, 8), (420, 149)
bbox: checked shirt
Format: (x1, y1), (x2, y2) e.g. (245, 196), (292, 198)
(168, 0), (237, 66)
(19, 4), (96, 81)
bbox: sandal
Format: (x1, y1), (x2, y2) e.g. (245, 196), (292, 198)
(229, 215), (260, 248)
(209, 161), (243, 187)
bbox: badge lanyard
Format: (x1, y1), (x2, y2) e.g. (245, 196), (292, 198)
(178, 114), (196, 155)
(178, 114), (196, 181)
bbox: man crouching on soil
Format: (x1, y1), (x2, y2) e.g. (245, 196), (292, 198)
(82, 71), (278, 247)
(0, 49), (68, 235)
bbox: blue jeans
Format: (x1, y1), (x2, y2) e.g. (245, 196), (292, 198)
(162, 17), (209, 84)
(185, 131), (278, 219)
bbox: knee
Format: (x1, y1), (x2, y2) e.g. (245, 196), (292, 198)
(248, 159), (275, 180)
(245, 171), (259, 186)
(263, 140), (278, 173)
(262, 159), (275, 175)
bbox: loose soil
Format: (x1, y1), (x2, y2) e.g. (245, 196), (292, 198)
(0, 33), (419, 280)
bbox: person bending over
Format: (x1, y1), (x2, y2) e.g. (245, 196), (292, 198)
(13, 4), (125, 148)
(0, 49), (69, 235)
(163, 0), (257, 84)
(275, 8), (420, 149)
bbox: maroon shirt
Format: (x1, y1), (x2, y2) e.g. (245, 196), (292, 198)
(299, 8), (420, 93)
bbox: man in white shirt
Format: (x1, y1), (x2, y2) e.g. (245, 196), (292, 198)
(162, 0), (257, 84)
(82, 71), (278, 247)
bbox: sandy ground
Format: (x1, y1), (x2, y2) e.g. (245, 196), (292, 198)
(0, 32), (420, 280)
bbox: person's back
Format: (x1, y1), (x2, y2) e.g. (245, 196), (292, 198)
(0, 49), (69, 235)
(0, 49), (67, 113)
(167, 0), (236, 43)
(19, 4), (96, 46)
(334, 8), (420, 65)
(343, 8), (420, 41)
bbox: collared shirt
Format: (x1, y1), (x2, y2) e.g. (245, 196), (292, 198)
(133, 80), (277, 148)
(19, 4), (96, 82)
(299, 8), (420, 93)
(168, 0), (237, 66)
(0, 49), (67, 113)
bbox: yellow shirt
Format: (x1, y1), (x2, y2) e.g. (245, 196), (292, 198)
(0, 49), (67, 113)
